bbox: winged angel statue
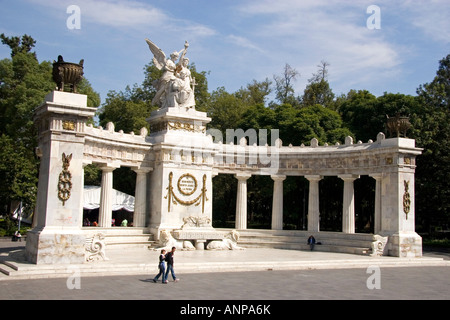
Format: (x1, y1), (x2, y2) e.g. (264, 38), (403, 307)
(145, 38), (196, 109)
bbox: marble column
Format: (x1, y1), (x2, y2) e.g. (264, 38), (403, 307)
(235, 173), (251, 230)
(133, 168), (152, 227)
(271, 175), (286, 230)
(98, 166), (116, 228)
(370, 173), (383, 234)
(305, 175), (322, 232)
(339, 174), (359, 233)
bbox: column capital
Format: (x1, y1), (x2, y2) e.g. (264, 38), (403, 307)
(132, 167), (153, 174)
(338, 174), (360, 181)
(270, 174), (286, 181)
(305, 175), (323, 182)
(99, 163), (120, 172)
(235, 173), (252, 180)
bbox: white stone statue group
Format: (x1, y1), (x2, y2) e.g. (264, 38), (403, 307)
(145, 38), (196, 110)
(155, 229), (245, 251)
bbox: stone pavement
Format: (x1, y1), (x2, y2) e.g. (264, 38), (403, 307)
(1, 239), (449, 280)
(1, 239), (449, 303)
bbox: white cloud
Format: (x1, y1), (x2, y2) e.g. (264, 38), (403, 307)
(400, 0), (450, 43)
(230, 0), (405, 94)
(26, 0), (216, 38)
(78, 0), (167, 28)
(226, 35), (265, 54)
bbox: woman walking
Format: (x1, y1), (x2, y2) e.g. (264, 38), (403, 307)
(153, 249), (166, 283)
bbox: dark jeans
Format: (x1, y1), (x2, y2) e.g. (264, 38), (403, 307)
(164, 264), (177, 282)
(154, 263), (166, 281)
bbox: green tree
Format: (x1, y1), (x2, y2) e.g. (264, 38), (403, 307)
(98, 87), (151, 134)
(0, 38), (52, 214)
(235, 78), (272, 106)
(0, 33), (36, 58)
(338, 90), (418, 142)
(206, 87), (248, 134)
(273, 63), (300, 106)
(414, 54), (450, 234)
(0, 135), (38, 213)
(301, 61), (335, 108)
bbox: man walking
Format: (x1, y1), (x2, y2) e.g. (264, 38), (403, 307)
(164, 246), (179, 283)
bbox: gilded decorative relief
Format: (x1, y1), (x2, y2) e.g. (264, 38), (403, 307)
(58, 153), (73, 205)
(403, 180), (411, 219)
(168, 121), (205, 133)
(177, 173), (198, 196)
(62, 120), (75, 131)
(165, 172), (208, 213)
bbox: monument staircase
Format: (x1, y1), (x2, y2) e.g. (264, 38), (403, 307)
(228, 229), (374, 255)
(82, 227), (157, 248)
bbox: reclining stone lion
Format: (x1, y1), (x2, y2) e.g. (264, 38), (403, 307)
(154, 229), (195, 251)
(206, 230), (245, 250)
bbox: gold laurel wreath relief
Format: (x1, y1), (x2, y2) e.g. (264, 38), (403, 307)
(58, 153), (73, 205)
(403, 180), (411, 220)
(164, 172), (208, 213)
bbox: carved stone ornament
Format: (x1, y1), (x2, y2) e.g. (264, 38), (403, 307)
(403, 180), (411, 219)
(177, 173), (198, 196)
(52, 55), (84, 93)
(206, 230), (245, 250)
(58, 153), (72, 205)
(85, 233), (109, 262)
(62, 120), (75, 131)
(153, 229), (195, 251)
(164, 172), (208, 213)
(181, 216), (211, 228)
(370, 235), (388, 257)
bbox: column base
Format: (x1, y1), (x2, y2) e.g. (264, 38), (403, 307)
(25, 227), (86, 264)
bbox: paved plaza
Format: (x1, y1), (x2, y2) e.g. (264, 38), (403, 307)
(1, 239), (449, 303)
(1, 265), (449, 301)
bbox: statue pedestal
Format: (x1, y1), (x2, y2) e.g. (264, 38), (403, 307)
(147, 107), (217, 240)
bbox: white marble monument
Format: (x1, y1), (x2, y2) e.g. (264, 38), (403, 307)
(25, 41), (424, 265)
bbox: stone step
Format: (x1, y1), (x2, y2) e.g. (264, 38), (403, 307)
(82, 227), (155, 248)
(239, 236), (371, 248)
(240, 241), (369, 255)
(224, 229), (373, 255)
(0, 261), (155, 279)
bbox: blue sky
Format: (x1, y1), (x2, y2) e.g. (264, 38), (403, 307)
(1, 0), (449, 106)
